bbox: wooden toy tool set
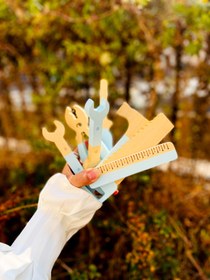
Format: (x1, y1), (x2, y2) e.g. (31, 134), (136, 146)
(42, 79), (178, 202)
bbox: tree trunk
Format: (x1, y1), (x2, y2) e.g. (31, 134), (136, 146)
(171, 21), (185, 144)
(0, 79), (16, 139)
(146, 57), (159, 120)
(124, 60), (132, 103)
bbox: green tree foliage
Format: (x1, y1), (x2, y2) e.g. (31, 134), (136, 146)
(0, 0), (210, 279)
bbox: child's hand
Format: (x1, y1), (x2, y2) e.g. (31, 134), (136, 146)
(62, 164), (101, 188)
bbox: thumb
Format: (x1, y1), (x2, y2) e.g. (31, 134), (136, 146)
(67, 168), (101, 188)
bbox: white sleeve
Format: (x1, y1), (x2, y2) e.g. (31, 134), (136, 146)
(0, 173), (102, 280)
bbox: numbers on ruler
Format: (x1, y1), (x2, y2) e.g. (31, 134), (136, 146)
(97, 143), (171, 174)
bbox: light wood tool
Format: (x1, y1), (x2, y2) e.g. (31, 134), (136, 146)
(100, 111), (174, 186)
(102, 113), (174, 164)
(111, 102), (149, 154)
(65, 105), (88, 162)
(42, 120), (84, 174)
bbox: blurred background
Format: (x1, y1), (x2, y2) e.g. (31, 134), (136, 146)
(0, 0), (210, 279)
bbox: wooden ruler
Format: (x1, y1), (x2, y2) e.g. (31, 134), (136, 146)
(101, 113), (174, 164)
(90, 142), (177, 189)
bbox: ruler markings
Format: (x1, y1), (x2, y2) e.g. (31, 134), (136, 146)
(97, 143), (171, 174)
(91, 148), (177, 189)
(97, 142), (172, 175)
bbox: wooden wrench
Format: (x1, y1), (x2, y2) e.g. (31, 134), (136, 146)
(42, 120), (116, 202)
(42, 120), (83, 174)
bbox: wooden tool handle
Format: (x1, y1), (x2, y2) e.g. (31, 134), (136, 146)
(100, 79), (108, 100)
(83, 145), (101, 168)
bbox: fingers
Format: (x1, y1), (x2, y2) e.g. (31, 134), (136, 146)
(62, 164), (101, 188)
(69, 168), (101, 187)
(62, 164), (74, 178)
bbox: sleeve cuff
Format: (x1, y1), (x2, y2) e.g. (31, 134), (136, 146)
(38, 173), (102, 214)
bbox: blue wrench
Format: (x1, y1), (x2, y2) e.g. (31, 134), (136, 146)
(83, 79), (118, 201)
(83, 79), (110, 168)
